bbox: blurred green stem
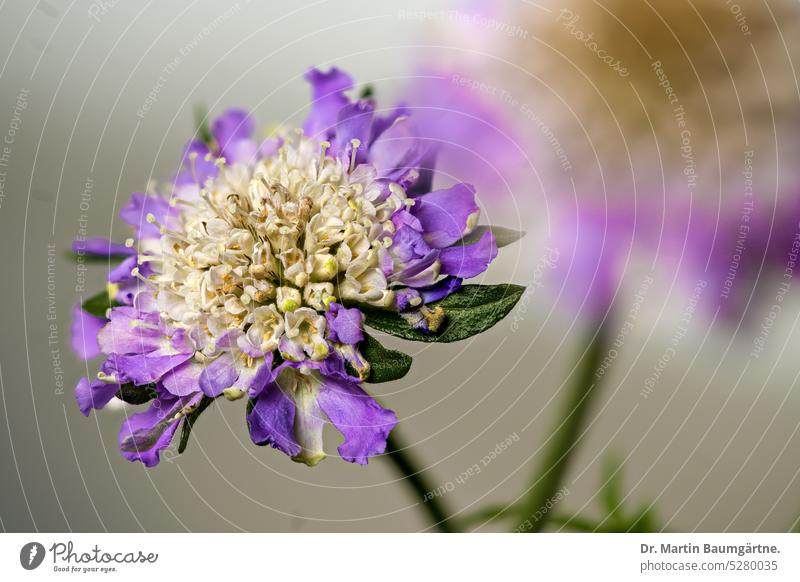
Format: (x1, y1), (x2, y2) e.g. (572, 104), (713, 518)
(385, 431), (456, 533)
(516, 319), (610, 532)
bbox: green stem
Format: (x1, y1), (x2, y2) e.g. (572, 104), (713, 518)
(515, 319), (611, 532)
(385, 430), (456, 533)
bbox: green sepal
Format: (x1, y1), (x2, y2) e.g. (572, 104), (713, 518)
(178, 396), (215, 454)
(115, 383), (158, 405)
(346, 332), (412, 383)
(81, 290), (122, 318)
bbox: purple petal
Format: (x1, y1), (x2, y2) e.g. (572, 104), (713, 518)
(111, 351), (194, 386)
(96, 308), (164, 355)
(325, 303), (364, 345)
(75, 377), (119, 416)
(412, 183), (479, 248)
(370, 104), (409, 145)
(198, 353), (239, 397)
(394, 287), (421, 311)
(160, 360), (203, 397)
(391, 209), (423, 232)
(107, 255), (137, 284)
(317, 375), (397, 465)
(291, 382), (327, 465)
(369, 116), (432, 184)
(547, 204), (633, 316)
(303, 67), (353, 139)
(247, 378), (300, 458)
(174, 140), (218, 186)
(419, 276), (463, 304)
(438, 230), (498, 279)
(279, 335), (305, 362)
(223, 138), (258, 165)
(405, 69), (523, 195)
(70, 303), (105, 360)
(390, 249), (441, 287)
(334, 100), (374, 163)
(212, 108), (254, 157)
(71, 238), (134, 257)
(119, 192), (175, 240)
(118, 393), (201, 467)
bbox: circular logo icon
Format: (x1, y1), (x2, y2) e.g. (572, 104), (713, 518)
(19, 542), (46, 570)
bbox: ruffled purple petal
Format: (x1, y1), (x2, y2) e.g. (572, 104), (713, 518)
(70, 304), (105, 360)
(412, 183), (479, 248)
(303, 67), (353, 139)
(118, 393), (201, 467)
(198, 353), (239, 397)
(325, 303), (364, 345)
(438, 230), (497, 279)
(317, 375), (397, 465)
(74, 377), (119, 416)
(247, 378), (301, 457)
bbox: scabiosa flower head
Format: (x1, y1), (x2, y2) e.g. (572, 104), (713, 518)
(72, 67), (502, 467)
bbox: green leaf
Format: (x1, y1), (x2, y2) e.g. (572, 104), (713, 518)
(81, 290), (121, 318)
(194, 104), (214, 146)
(457, 226), (525, 248)
(363, 284), (525, 343)
(178, 396), (215, 454)
(115, 383), (158, 405)
(359, 84), (374, 99)
(352, 332), (412, 383)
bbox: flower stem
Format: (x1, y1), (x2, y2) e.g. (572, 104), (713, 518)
(385, 431), (456, 533)
(516, 319), (611, 532)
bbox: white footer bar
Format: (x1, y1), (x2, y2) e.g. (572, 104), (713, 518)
(2, 533), (799, 580)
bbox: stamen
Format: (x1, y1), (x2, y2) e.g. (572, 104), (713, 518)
(124, 238), (134, 248)
(317, 140), (331, 178)
(130, 267), (158, 288)
(188, 151), (200, 184)
(348, 138), (361, 173)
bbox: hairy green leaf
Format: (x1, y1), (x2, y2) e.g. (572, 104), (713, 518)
(65, 250), (129, 264)
(363, 284), (525, 343)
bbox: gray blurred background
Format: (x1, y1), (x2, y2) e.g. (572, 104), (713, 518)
(2, 0), (800, 532)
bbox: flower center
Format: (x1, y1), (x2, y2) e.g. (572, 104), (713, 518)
(140, 132), (407, 357)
